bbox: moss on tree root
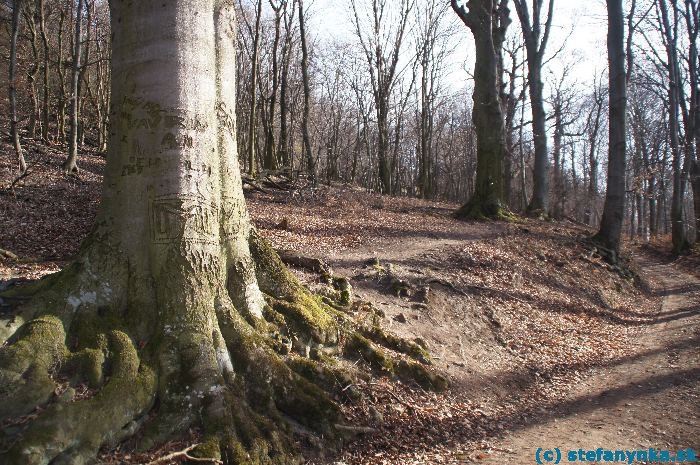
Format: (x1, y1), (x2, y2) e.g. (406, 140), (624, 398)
(0, 234), (448, 464)
(454, 198), (518, 222)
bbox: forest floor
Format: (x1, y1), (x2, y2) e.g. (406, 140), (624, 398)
(0, 143), (698, 464)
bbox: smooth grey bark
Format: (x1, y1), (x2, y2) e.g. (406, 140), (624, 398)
(0, 1), (277, 461)
(594, 0), (627, 259)
(64, 0), (84, 174)
(10, 0), (27, 174)
(513, 0), (554, 215)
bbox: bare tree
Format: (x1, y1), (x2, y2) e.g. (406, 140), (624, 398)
(452, 0), (511, 218)
(657, 0), (689, 251)
(246, 0), (263, 175)
(63, 0), (84, 174)
(683, 0), (700, 238)
(512, 0), (554, 215)
(594, 0), (628, 260)
(261, 0), (286, 171)
(351, 0), (413, 194)
(415, 0), (451, 199)
(9, 0), (27, 173)
(298, 0), (315, 182)
(583, 72), (606, 226)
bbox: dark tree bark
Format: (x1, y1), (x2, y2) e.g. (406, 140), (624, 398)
(452, 0), (511, 219)
(680, 0), (699, 243)
(37, 0), (52, 143)
(22, 2), (41, 140)
(10, 0), (28, 174)
(585, 76), (604, 226)
(658, 0), (690, 252)
(277, 1), (294, 170)
(262, 0), (285, 171)
(298, 0), (316, 183)
(63, 0), (85, 174)
(594, 0), (628, 260)
(247, 0), (263, 176)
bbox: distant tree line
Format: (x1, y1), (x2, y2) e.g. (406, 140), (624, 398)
(1, 0), (697, 251)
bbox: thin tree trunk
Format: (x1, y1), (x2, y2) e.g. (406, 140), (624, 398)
(513, 0), (555, 215)
(298, 0), (315, 183)
(64, 0), (85, 174)
(659, 0), (688, 252)
(247, 0), (263, 176)
(38, 0), (51, 143)
(23, 3), (41, 140)
(10, 0), (27, 174)
(56, 8), (68, 142)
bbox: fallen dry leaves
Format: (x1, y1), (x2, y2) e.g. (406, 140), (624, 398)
(0, 139), (668, 465)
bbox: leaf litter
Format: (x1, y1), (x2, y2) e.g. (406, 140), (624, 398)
(0, 144), (670, 464)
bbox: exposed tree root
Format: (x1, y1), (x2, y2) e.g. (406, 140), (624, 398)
(454, 198), (518, 222)
(0, 233), (446, 464)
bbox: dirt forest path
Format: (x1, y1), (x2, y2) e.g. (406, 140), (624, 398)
(471, 253), (700, 464)
(310, 220), (700, 464)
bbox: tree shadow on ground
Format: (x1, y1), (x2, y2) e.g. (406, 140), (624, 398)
(360, 333), (700, 457)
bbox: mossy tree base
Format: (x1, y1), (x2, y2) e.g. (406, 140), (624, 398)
(454, 198), (518, 222)
(0, 2), (447, 463)
(0, 234), (445, 465)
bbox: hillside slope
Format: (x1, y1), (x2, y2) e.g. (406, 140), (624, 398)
(1, 143), (697, 464)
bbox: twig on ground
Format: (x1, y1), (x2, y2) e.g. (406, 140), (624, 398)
(145, 444), (223, 465)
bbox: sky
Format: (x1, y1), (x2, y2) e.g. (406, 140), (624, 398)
(305, 0), (611, 91)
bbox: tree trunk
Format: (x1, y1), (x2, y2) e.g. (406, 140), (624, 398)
(658, 0), (689, 252)
(594, 0), (627, 260)
(64, 0), (84, 174)
(513, 0), (555, 216)
(452, 0), (510, 219)
(278, 23), (291, 169)
(263, 0), (284, 171)
(298, 0), (316, 183)
(525, 54), (549, 214)
(0, 3), (445, 463)
(57, 8), (68, 143)
(247, 0), (263, 176)
(38, 0), (52, 143)
(551, 99), (563, 218)
(10, 0), (27, 174)
(23, 2), (41, 140)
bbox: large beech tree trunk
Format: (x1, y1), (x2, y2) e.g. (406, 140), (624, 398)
(452, 0), (510, 219)
(594, 0), (627, 260)
(0, 3), (443, 464)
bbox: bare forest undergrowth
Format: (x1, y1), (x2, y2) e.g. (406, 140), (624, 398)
(1, 141), (698, 464)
